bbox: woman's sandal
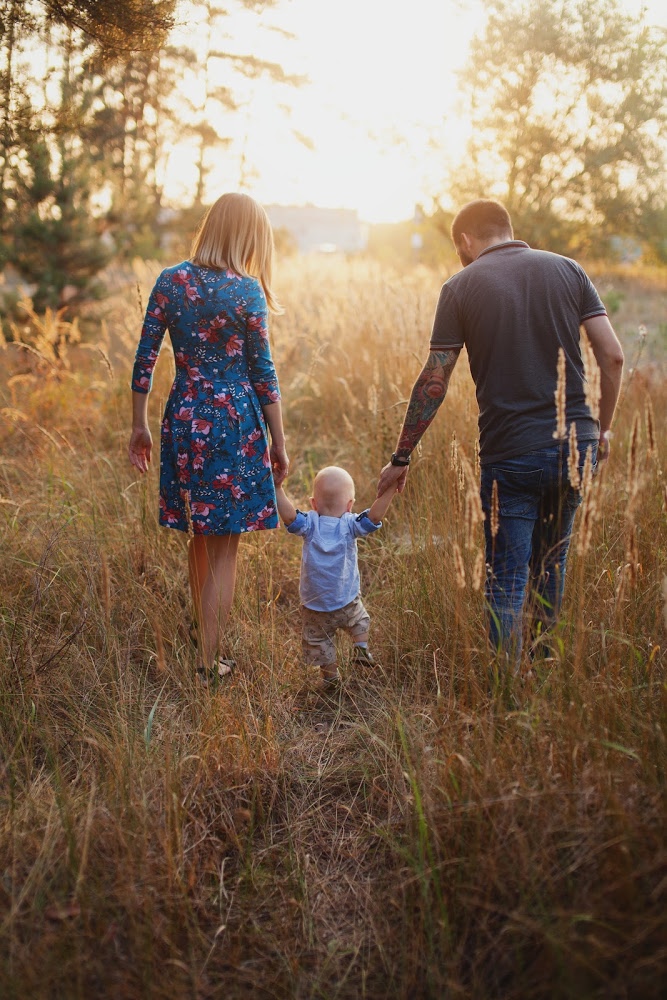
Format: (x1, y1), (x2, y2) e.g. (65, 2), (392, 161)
(196, 658), (236, 687)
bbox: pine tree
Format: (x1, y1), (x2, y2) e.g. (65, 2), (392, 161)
(11, 26), (111, 309)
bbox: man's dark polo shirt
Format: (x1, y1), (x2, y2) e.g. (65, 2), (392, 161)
(429, 241), (606, 465)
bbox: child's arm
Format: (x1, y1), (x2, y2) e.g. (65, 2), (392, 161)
(367, 483), (398, 525)
(275, 483), (297, 526)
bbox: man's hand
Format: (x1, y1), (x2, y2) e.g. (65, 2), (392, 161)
(377, 462), (409, 496)
(598, 431), (612, 463)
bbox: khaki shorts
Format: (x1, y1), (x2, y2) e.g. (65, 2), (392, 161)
(301, 596), (371, 666)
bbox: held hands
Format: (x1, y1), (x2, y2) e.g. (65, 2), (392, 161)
(270, 442), (290, 486)
(128, 426), (153, 474)
(377, 461), (409, 497)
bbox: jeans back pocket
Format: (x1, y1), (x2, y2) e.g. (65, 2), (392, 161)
(489, 466), (543, 519)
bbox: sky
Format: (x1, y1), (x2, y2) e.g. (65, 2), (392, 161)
(164, 0), (667, 224)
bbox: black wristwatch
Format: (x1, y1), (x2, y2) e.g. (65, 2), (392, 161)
(391, 452), (411, 467)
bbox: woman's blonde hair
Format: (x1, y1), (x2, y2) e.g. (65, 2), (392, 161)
(190, 192), (282, 313)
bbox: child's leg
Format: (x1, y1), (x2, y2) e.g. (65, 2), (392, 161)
(301, 607), (340, 682)
(342, 597), (374, 664)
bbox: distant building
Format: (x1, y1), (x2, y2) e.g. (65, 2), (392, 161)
(264, 204), (368, 254)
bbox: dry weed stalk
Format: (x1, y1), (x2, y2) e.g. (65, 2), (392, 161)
(567, 421), (580, 490)
(452, 542), (466, 588)
(624, 522), (641, 587)
(581, 444), (594, 497)
(626, 411), (641, 501)
(553, 347), (567, 440)
(152, 617), (167, 673)
(576, 447), (597, 556)
(644, 397), (656, 460)
(490, 480), (499, 539)
(450, 431), (458, 471)
(662, 576), (667, 631)
(367, 384), (378, 417)
(471, 548), (485, 591)
(460, 449), (484, 549)
(581, 331), (601, 421)
(99, 551), (111, 626)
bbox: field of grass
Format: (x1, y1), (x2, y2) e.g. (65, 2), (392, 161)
(0, 256), (666, 998)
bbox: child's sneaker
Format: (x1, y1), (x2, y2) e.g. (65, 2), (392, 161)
(351, 646), (375, 666)
(317, 671), (343, 705)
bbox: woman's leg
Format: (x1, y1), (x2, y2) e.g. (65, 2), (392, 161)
(188, 533), (241, 669)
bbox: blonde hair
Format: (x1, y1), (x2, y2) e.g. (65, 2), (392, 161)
(190, 192), (282, 313)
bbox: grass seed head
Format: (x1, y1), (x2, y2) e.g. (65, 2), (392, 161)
(450, 431), (458, 471)
(490, 479), (499, 539)
(472, 548), (485, 591)
(453, 542), (466, 588)
(568, 422), (581, 491)
(553, 347), (567, 440)
(582, 332), (601, 422)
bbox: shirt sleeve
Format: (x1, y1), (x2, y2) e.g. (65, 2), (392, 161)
(577, 265), (607, 321)
(286, 510), (310, 537)
(429, 281), (465, 350)
(245, 279), (281, 407)
(131, 270), (170, 393)
(350, 510), (382, 538)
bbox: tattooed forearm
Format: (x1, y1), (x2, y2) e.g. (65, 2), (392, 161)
(395, 348), (460, 458)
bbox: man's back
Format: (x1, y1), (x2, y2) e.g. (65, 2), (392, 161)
(430, 241), (607, 464)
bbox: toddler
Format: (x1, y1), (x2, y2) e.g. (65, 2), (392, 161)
(274, 466), (397, 687)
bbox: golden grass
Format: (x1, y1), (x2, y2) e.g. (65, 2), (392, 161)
(0, 257), (666, 998)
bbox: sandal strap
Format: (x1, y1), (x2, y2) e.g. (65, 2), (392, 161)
(196, 658), (236, 682)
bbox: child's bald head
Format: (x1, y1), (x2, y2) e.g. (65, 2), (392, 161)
(312, 466), (355, 517)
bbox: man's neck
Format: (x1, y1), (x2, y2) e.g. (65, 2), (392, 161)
(477, 234), (514, 254)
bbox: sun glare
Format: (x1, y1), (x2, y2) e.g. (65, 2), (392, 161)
(165, 0), (486, 223)
(165, 0), (667, 224)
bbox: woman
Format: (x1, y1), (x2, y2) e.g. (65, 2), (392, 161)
(128, 193), (289, 683)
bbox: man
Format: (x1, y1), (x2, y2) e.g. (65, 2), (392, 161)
(377, 199), (624, 662)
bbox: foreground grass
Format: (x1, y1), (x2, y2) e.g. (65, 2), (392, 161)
(0, 258), (666, 998)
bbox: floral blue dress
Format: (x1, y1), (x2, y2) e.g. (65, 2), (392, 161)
(131, 261), (281, 535)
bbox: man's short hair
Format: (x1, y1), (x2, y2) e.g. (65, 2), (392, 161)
(451, 200), (513, 244)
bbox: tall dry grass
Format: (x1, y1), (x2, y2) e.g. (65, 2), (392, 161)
(0, 258), (665, 999)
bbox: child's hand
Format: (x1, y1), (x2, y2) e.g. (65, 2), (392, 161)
(368, 479), (399, 524)
(271, 442), (289, 485)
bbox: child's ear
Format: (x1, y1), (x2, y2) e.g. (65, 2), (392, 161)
(346, 498), (354, 512)
(310, 496), (317, 511)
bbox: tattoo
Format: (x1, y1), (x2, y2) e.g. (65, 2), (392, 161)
(396, 349), (460, 457)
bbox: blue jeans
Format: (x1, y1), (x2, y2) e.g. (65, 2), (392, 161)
(480, 443), (596, 662)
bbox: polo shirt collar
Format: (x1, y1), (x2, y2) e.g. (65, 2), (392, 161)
(477, 240), (530, 258)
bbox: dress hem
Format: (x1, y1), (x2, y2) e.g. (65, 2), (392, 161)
(159, 519), (280, 536)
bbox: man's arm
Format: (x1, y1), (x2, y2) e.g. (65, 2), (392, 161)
(377, 347), (461, 495)
(582, 315), (624, 460)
